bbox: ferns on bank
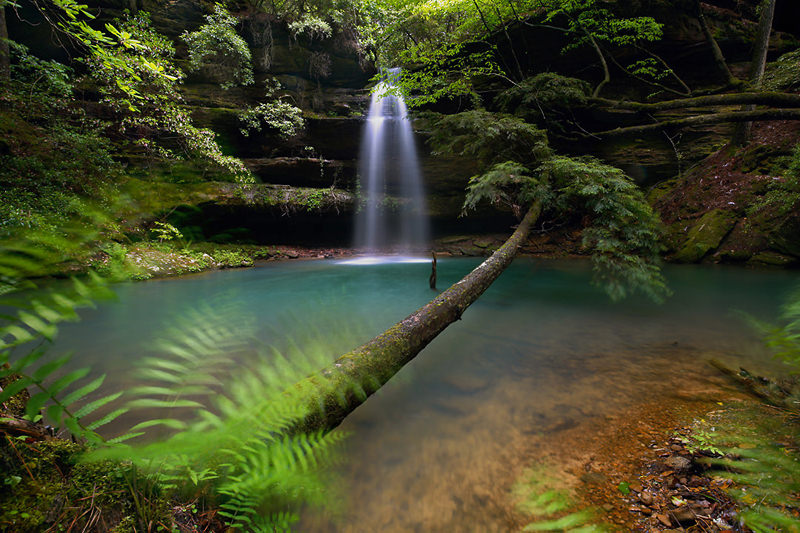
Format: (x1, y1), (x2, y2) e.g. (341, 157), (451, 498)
(513, 464), (606, 532)
(703, 293), (800, 532)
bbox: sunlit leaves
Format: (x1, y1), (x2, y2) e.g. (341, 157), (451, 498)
(181, 5), (254, 89)
(83, 12), (253, 183)
(238, 80), (305, 138)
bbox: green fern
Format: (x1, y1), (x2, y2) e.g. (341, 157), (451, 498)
(0, 213), (135, 444)
(707, 427), (800, 532)
(84, 304), (366, 531)
(514, 465), (607, 532)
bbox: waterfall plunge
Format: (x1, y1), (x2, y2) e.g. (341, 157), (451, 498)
(352, 69), (429, 260)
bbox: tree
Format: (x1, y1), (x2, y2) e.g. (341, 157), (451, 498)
(692, 0), (737, 87)
(732, 0), (778, 146)
(83, 12), (252, 181)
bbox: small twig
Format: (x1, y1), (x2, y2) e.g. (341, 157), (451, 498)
(5, 434), (35, 481)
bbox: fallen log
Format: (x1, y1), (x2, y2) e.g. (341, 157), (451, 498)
(592, 108), (800, 138)
(591, 92), (800, 112)
(292, 200), (543, 433)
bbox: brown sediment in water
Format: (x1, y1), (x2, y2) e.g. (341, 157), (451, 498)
(307, 341), (757, 532)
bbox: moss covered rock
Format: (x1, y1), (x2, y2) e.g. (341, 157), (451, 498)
(748, 251), (796, 266)
(672, 209), (738, 263)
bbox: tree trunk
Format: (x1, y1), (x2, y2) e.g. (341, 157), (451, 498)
(695, 0), (737, 86)
(291, 201), (542, 434)
(585, 30), (610, 98)
(0, 2), (10, 83)
(732, 0), (777, 145)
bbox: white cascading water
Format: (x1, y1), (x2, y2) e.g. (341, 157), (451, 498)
(350, 68), (429, 262)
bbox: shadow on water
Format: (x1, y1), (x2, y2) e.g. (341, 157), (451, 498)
(50, 258), (800, 531)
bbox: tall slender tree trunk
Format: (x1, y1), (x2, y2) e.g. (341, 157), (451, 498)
(732, 0), (777, 146)
(292, 201), (543, 434)
(0, 2), (10, 83)
(694, 0), (737, 86)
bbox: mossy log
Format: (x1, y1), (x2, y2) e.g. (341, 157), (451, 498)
(592, 92), (800, 112)
(292, 201), (543, 433)
(709, 359), (799, 409)
(593, 108), (800, 138)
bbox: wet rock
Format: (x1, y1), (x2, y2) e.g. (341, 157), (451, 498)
(655, 513), (671, 527)
(749, 250), (796, 266)
(663, 455), (692, 473)
(769, 211), (800, 258)
(671, 506), (697, 525)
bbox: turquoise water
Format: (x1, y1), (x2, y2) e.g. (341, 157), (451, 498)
(51, 258), (799, 531)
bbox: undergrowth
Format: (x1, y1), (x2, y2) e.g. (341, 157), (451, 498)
(700, 289), (800, 531)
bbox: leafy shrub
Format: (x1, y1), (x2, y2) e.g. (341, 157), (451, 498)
(150, 221), (184, 243)
(428, 111), (552, 168)
(182, 5), (254, 89)
(461, 156), (667, 302)
(542, 156), (667, 302)
(238, 80), (304, 138)
(494, 73), (592, 125)
(288, 14), (333, 40)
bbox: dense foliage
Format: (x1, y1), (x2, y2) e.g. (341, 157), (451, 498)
(238, 79), (305, 138)
(182, 5), (255, 89)
(0, 43), (121, 230)
(86, 12), (252, 181)
(430, 111), (668, 301)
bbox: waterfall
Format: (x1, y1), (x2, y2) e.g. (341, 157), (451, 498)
(352, 69), (429, 259)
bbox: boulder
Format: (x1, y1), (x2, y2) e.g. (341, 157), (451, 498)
(672, 209), (738, 262)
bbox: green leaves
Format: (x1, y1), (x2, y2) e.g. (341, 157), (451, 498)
(181, 5), (255, 89)
(428, 111), (552, 169)
(540, 156), (669, 302)
(463, 161), (547, 219)
(238, 81), (305, 139)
